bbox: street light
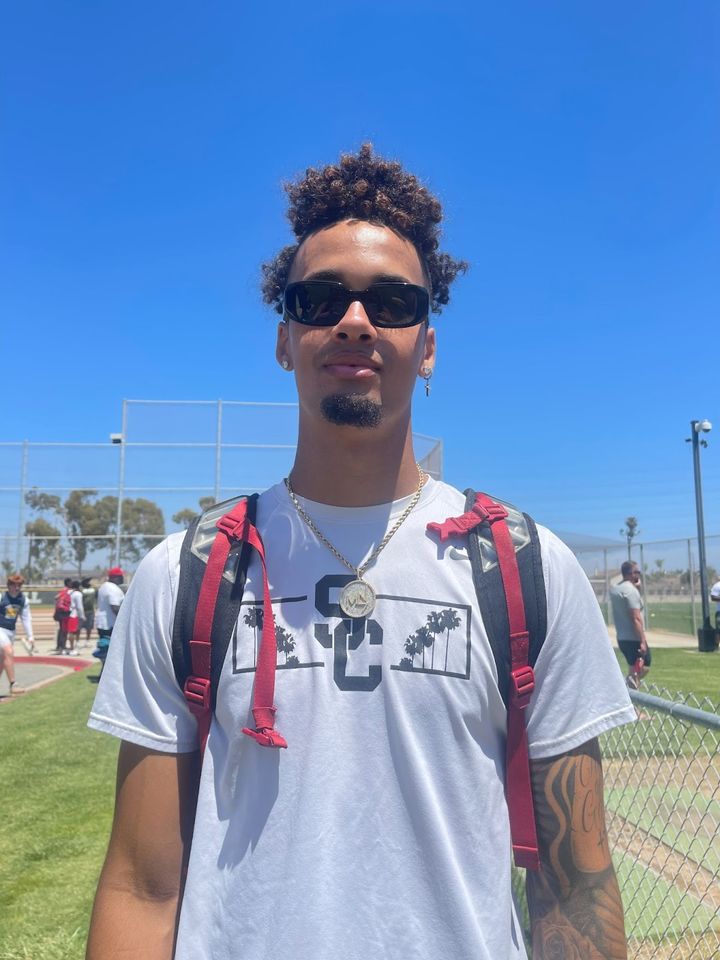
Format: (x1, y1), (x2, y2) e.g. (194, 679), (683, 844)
(687, 419), (716, 652)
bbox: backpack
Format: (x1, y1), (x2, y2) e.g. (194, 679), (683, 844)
(53, 587), (72, 621)
(171, 489), (547, 870)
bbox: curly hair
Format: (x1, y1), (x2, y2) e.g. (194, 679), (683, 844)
(261, 144), (467, 315)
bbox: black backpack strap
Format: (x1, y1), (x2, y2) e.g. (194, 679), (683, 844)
(171, 494), (258, 711)
(463, 488), (547, 706)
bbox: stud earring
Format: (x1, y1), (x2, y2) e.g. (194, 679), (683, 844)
(421, 366), (432, 397)
(281, 359), (290, 370)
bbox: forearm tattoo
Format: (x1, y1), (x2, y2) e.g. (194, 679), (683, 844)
(526, 739), (627, 959)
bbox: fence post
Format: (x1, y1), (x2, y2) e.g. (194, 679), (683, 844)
(114, 400), (128, 566)
(16, 439), (29, 570)
(603, 548), (610, 623)
(639, 543), (649, 628)
(688, 539), (698, 636)
(215, 399), (223, 503)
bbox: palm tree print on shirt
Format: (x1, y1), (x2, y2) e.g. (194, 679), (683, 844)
(243, 606), (264, 667)
(275, 623), (299, 667)
(394, 608), (462, 675)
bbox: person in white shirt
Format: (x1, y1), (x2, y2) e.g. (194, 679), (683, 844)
(65, 579), (85, 656)
(0, 573), (35, 694)
(94, 568), (125, 664)
(87, 145), (634, 960)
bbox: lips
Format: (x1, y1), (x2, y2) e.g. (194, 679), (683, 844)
(322, 354), (380, 379)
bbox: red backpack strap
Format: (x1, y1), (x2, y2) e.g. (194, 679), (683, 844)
(183, 500), (287, 756)
(428, 492), (540, 870)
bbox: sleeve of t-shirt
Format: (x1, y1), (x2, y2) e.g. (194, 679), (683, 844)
(710, 582), (720, 601)
(109, 582), (125, 607)
(624, 586), (642, 611)
(87, 535), (198, 753)
(20, 601), (34, 639)
(525, 529), (636, 760)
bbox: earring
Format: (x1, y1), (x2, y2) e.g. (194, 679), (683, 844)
(421, 366), (432, 397)
(281, 359), (290, 370)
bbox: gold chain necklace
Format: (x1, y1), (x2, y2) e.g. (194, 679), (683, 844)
(284, 465), (427, 618)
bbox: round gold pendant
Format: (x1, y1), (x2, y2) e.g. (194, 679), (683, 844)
(339, 579), (376, 618)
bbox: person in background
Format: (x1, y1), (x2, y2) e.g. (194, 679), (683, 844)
(93, 567), (125, 665)
(80, 577), (97, 647)
(52, 577), (73, 654)
(66, 579), (85, 656)
(610, 560), (649, 688)
(0, 574), (35, 695)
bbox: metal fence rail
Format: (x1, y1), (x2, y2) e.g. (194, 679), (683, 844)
(601, 685), (719, 959)
(512, 686), (719, 958)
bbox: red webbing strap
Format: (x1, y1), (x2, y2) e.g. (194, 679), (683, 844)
(427, 492), (540, 870)
(474, 493), (539, 870)
(183, 500), (286, 757)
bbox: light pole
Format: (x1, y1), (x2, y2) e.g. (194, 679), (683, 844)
(688, 419), (715, 652)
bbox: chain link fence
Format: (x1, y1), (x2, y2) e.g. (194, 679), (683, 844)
(577, 537), (720, 639)
(513, 685), (719, 958)
(1, 399), (443, 581)
(602, 685), (720, 959)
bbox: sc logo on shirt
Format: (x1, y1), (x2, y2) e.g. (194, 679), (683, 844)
(313, 575), (383, 691)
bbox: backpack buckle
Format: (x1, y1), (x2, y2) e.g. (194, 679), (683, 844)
(475, 500), (508, 524)
(216, 511), (248, 542)
(510, 666), (535, 708)
(427, 498), (509, 542)
(184, 676), (211, 715)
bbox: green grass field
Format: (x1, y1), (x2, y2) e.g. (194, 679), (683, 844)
(0, 669), (117, 960)
(602, 600), (712, 637)
(1, 647), (718, 959)
(613, 647), (719, 704)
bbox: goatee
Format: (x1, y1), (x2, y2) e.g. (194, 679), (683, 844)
(320, 394), (383, 428)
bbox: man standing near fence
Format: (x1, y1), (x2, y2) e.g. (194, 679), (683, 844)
(610, 560), (650, 688)
(86, 145), (636, 960)
(93, 568), (125, 665)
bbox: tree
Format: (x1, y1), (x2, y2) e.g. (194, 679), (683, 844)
(172, 496), (217, 529)
(172, 508), (199, 529)
(119, 498), (166, 562)
(23, 486), (166, 574)
(620, 517), (640, 560)
(24, 517), (63, 580)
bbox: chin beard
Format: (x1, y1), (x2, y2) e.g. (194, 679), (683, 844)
(320, 393), (383, 428)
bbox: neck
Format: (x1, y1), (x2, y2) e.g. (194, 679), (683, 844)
(289, 415), (422, 507)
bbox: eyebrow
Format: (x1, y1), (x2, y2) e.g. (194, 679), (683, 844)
(302, 270), (415, 286)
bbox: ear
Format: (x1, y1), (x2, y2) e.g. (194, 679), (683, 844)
(276, 321), (292, 371)
(418, 325), (436, 377)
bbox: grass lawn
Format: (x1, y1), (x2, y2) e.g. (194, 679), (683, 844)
(613, 647), (720, 706)
(0, 669), (118, 960)
(2, 644), (716, 959)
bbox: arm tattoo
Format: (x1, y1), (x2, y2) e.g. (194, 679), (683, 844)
(526, 739), (627, 959)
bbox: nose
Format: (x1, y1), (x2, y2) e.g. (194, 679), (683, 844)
(332, 299), (377, 341)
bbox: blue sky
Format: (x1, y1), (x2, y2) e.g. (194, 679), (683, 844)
(2, 1), (719, 547)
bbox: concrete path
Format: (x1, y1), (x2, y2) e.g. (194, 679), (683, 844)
(0, 633), (99, 700)
(606, 625), (698, 649)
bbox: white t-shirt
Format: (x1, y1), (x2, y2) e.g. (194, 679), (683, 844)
(95, 581), (125, 630)
(69, 589), (85, 620)
(711, 581), (720, 607)
(89, 479), (635, 960)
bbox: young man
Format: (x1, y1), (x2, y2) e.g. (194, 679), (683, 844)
(66, 579), (85, 656)
(92, 568), (125, 664)
(610, 560), (649, 689)
(0, 574), (35, 694)
(52, 576), (73, 654)
(80, 577), (97, 647)
(88, 146), (635, 960)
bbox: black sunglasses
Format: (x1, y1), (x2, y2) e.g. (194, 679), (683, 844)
(283, 281), (430, 328)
